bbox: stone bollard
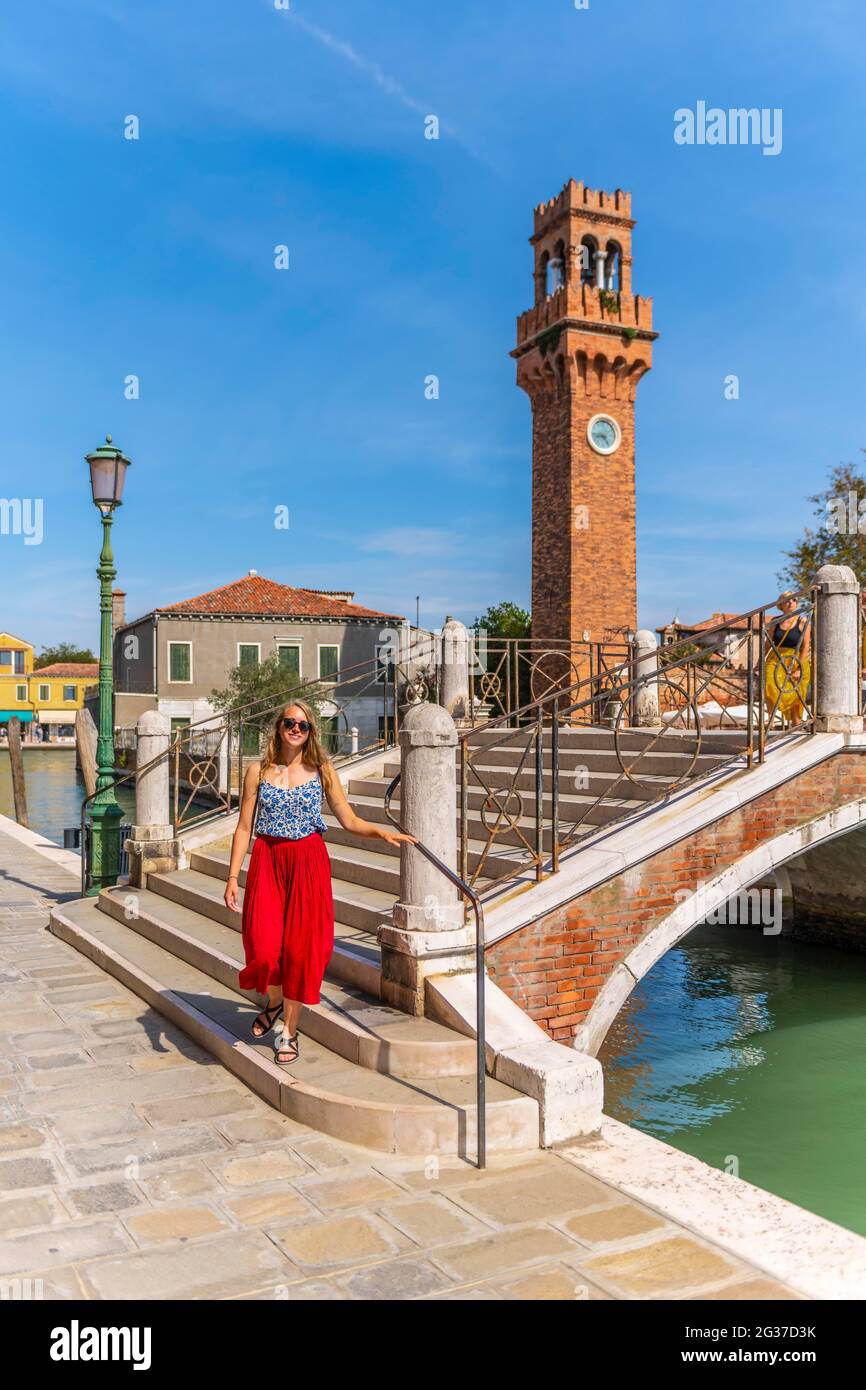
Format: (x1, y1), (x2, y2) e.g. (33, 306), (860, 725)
(634, 629), (661, 727)
(813, 565), (863, 733)
(439, 615), (471, 725)
(125, 710), (179, 888)
(379, 702), (476, 1015)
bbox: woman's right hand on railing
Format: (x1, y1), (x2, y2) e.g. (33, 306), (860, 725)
(225, 876), (240, 913)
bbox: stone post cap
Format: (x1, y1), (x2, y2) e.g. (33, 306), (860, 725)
(399, 701), (457, 748)
(441, 615), (468, 634)
(634, 628), (658, 650)
(812, 564), (860, 594)
(137, 709), (171, 736)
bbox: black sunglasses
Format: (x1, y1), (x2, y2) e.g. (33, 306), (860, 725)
(282, 717), (310, 733)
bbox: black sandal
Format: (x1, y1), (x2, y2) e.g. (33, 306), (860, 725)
(251, 1001), (283, 1039)
(274, 1031), (300, 1066)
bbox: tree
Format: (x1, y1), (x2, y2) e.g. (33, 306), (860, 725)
(210, 653), (326, 753)
(472, 601), (531, 638)
(779, 458), (866, 590)
(34, 642), (96, 668)
(471, 602), (532, 717)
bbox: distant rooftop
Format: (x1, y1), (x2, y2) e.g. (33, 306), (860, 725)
(34, 662), (99, 677)
(143, 573), (404, 623)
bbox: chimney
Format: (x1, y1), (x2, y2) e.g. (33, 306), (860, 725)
(112, 589), (126, 635)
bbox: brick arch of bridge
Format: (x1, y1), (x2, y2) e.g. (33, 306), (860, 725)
(483, 749), (866, 1052)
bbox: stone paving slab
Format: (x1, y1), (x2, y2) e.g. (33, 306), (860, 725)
(0, 821), (807, 1301)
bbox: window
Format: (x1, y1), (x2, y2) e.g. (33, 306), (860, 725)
(319, 715), (339, 756)
(63, 685), (76, 701)
(277, 644), (301, 678)
(605, 242), (621, 291)
(238, 643), (260, 668)
(15, 685), (26, 702)
(318, 645), (339, 681)
(38, 684), (50, 701)
(580, 236), (598, 286)
(0, 650), (10, 667)
(168, 642), (192, 682)
(13, 651), (24, 674)
(375, 642), (396, 685)
(170, 717), (191, 741)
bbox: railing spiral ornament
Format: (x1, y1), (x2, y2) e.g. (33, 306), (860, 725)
(612, 675), (701, 790)
(402, 673), (429, 705)
(480, 786), (524, 837)
(528, 649), (582, 704)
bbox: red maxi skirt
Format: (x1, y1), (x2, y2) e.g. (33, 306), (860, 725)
(238, 832), (334, 1005)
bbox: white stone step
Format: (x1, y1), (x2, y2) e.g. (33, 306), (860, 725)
(96, 884), (476, 1079)
(48, 897), (539, 1157)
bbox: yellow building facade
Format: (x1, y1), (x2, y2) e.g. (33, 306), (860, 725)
(0, 632), (97, 741)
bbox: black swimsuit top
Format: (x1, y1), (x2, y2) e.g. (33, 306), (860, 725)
(772, 618), (806, 649)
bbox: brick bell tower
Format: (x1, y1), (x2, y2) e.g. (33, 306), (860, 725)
(512, 179), (657, 646)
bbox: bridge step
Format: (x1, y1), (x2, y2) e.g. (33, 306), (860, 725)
(48, 896), (539, 1157)
(96, 884), (476, 1079)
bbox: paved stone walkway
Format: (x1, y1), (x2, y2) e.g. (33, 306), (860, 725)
(0, 826), (802, 1301)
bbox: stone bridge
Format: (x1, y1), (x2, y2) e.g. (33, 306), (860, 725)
(482, 729), (866, 1053)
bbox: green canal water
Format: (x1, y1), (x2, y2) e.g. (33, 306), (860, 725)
(0, 749), (135, 845)
(600, 922), (866, 1238)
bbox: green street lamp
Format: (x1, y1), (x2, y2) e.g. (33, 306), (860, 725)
(85, 434), (131, 895)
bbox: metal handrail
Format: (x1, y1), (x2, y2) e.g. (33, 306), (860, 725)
(383, 771), (487, 1170)
(456, 589), (818, 896)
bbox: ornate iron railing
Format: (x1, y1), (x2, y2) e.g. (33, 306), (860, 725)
(468, 635), (633, 725)
(458, 591), (817, 900)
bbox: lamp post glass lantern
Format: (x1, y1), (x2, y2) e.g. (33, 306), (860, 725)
(85, 435), (131, 894)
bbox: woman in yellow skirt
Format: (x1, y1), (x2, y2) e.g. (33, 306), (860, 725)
(765, 591), (811, 728)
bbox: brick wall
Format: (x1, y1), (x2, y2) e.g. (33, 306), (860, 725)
(485, 751), (866, 1042)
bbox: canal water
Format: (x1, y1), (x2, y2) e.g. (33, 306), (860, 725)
(600, 921), (866, 1238)
(0, 749), (135, 845)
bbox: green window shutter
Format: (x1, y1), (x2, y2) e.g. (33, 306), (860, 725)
(278, 645), (300, 677)
(169, 644), (191, 682)
(319, 646), (339, 680)
(239, 645), (259, 669)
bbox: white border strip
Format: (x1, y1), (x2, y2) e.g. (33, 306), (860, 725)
(563, 1117), (866, 1299)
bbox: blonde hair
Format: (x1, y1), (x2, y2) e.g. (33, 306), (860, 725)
(259, 699), (332, 787)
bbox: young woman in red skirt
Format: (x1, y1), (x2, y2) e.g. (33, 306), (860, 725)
(224, 700), (415, 1065)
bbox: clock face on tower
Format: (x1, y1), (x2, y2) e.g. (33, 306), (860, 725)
(587, 414), (621, 455)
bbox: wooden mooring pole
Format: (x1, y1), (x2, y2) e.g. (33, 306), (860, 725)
(7, 716), (29, 828)
(75, 708), (98, 800)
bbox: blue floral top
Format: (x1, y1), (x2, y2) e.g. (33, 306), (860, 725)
(255, 773), (328, 840)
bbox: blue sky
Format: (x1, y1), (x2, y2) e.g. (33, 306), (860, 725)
(1, 0), (865, 651)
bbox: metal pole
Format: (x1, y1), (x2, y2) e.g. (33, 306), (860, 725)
(475, 901), (486, 1170)
(87, 512), (123, 894)
(758, 617), (766, 762)
(746, 618), (755, 769)
(535, 704), (544, 881)
(550, 695), (560, 873)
